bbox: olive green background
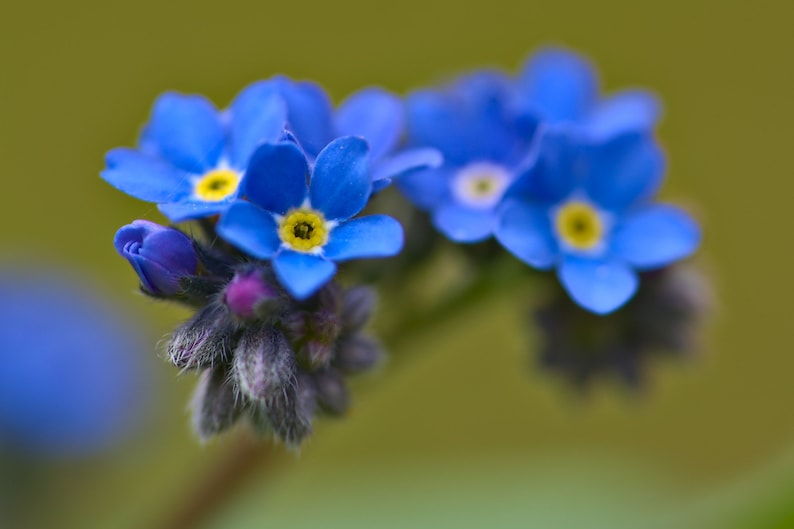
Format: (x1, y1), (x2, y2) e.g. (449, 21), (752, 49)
(2, 0), (793, 527)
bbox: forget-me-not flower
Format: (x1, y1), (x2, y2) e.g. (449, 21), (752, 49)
(496, 127), (700, 314)
(101, 81), (287, 222)
(216, 136), (404, 300)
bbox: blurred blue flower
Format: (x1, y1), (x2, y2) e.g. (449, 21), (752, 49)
(101, 82), (287, 222)
(496, 127), (700, 314)
(0, 270), (150, 456)
(272, 77), (442, 192)
(114, 220), (199, 296)
(216, 137), (404, 299)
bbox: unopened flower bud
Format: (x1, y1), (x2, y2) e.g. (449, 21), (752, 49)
(311, 369), (350, 415)
(167, 304), (236, 369)
(262, 374), (316, 446)
(114, 220), (198, 296)
(233, 326), (296, 402)
(223, 268), (281, 320)
(341, 286), (376, 332)
(334, 334), (383, 373)
(191, 367), (240, 441)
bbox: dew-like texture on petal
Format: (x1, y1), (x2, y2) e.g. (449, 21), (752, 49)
(274, 76), (334, 159)
(244, 142), (309, 215)
(558, 256), (639, 314)
(228, 81), (288, 168)
(336, 88), (403, 161)
(612, 205), (700, 269)
(407, 72), (516, 165)
(495, 199), (558, 269)
(584, 90), (661, 139)
(101, 149), (191, 203)
(216, 202), (281, 259)
(395, 166), (453, 211)
(139, 92), (224, 174)
(372, 147), (444, 183)
(433, 204), (497, 243)
(158, 201), (231, 223)
(506, 128), (581, 204)
(585, 131), (666, 212)
(310, 136), (371, 221)
(516, 47), (598, 122)
(273, 251), (337, 300)
(323, 215), (404, 261)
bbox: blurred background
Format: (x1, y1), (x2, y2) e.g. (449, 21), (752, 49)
(1, 0), (793, 527)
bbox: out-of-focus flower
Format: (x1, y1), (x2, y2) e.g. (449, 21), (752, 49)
(101, 82), (287, 222)
(114, 220), (198, 296)
(217, 137), (404, 299)
(272, 77), (442, 191)
(0, 270), (149, 456)
(533, 265), (709, 389)
(496, 127), (700, 314)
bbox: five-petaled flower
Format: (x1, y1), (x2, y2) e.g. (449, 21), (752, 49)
(217, 136), (404, 299)
(496, 127), (700, 314)
(101, 81), (287, 222)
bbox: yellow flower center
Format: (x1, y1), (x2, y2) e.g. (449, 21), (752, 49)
(279, 209), (329, 252)
(194, 169), (241, 202)
(555, 201), (603, 250)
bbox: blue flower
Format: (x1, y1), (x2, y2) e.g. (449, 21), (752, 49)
(496, 127), (700, 314)
(216, 136), (404, 299)
(398, 72), (533, 242)
(114, 220), (199, 296)
(101, 81), (288, 222)
(513, 47), (661, 139)
(0, 270), (150, 456)
(271, 76), (442, 192)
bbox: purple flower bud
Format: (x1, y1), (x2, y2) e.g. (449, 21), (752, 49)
(114, 220), (198, 296)
(341, 286), (376, 333)
(334, 334), (383, 373)
(223, 268), (280, 320)
(311, 369), (349, 415)
(233, 326), (296, 402)
(190, 367), (241, 442)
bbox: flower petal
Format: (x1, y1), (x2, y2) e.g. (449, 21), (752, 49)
(433, 204), (496, 243)
(558, 256), (638, 314)
(228, 81), (288, 168)
(274, 76), (334, 159)
(611, 205), (700, 269)
(336, 88), (403, 161)
(516, 47), (598, 122)
(506, 127), (581, 204)
(216, 202), (281, 259)
(395, 167), (452, 211)
(323, 215), (404, 261)
(584, 89), (661, 139)
(139, 92), (224, 174)
(273, 251), (337, 300)
(494, 199), (557, 269)
(158, 201), (231, 223)
(101, 148), (192, 203)
(584, 131), (666, 211)
(373, 147), (443, 183)
(243, 142), (309, 215)
(310, 136), (371, 220)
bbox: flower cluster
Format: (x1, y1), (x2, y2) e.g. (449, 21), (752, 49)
(104, 47), (704, 443)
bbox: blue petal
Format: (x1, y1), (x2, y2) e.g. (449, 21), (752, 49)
(336, 88), (403, 162)
(516, 47), (598, 122)
(583, 90), (661, 139)
(101, 148), (192, 203)
(139, 92), (224, 174)
(216, 202), (281, 259)
(494, 199), (557, 269)
(157, 201), (231, 222)
(395, 167), (452, 211)
(373, 147), (443, 183)
(274, 76), (334, 159)
(584, 131), (666, 211)
(372, 178), (392, 193)
(506, 127), (581, 204)
(323, 215), (404, 261)
(243, 142), (309, 215)
(611, 205), (700, 269)
(310, 136), (371, 220)
(273, 250), (337, 300)
(558, 256), (639, 314)
(228, 81), (288, 169)
(433, 204), (497, 243)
